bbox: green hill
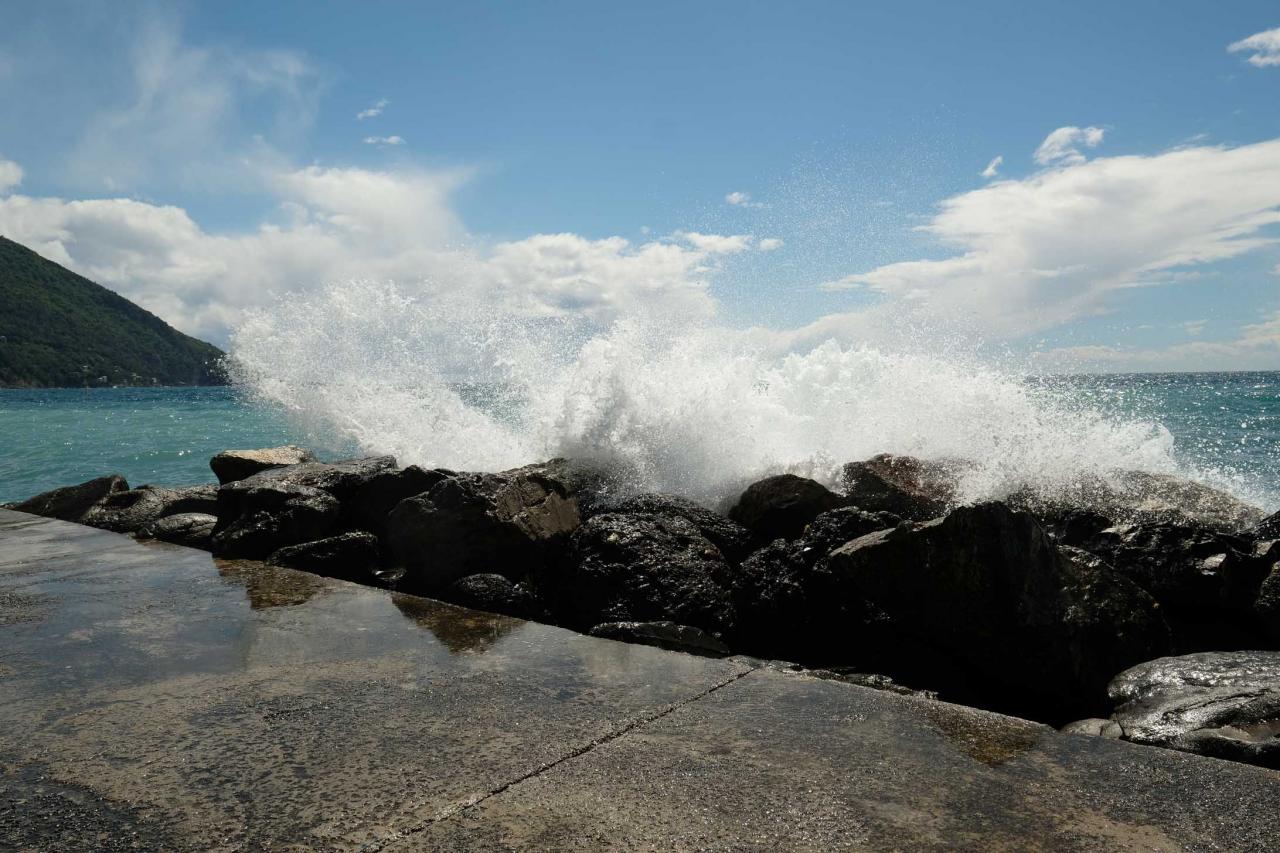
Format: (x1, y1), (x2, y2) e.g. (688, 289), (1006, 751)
(0, 236), (226, 388)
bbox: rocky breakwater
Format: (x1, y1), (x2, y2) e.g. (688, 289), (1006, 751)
(8, 448), (1279, 769)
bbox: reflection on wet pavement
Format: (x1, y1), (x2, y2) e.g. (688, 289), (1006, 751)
(216, 558), (327, 609)
(392, 593), (523, 655)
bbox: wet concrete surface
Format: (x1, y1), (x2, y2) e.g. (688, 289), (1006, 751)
(0, 508), (1276, 851)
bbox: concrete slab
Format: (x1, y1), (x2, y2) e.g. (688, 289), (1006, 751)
(0, 508), (1276, 851)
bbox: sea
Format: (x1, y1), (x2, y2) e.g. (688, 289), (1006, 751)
(1, 372), (1277, 512)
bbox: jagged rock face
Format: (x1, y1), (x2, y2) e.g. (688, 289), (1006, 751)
(590, 493), (760, 563)
(728, 475), (848, 542)
(824, 502), (1170, 720)
(266, 531), (381, 584)
(211, 482), (340, 559)
(1078, 522), (1274, 650)
(81, 484), (219, 533)
(1108, 651), (1280, 769)
(138, 512), (218, 548)
(1255, 559), (1280, 645)
(7, 474), (128, 521)
(210, 445), (316, 485)
(840, 454), (959, 520)
(553, 513), (733, 634)
(589, 621), (730, 657)
(1252, 510), (1280, 541)
(231, 456), (398, 505)
(385, 470), (580, 593)
(445, 573), (540, 620)
(349, 465), (452, 534)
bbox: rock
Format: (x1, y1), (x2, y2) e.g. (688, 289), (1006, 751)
(840, 454), (959, 520)
(589, 621), (730, 657)
(1080, 522), (1273, 650)
(266, 532), (381, 584)
(9, 474), (128, 521)
(723, 507), (899, 660)
(1108, 651), (1280, 769)
(1255, 561), (1280, 645)
(1061, 718), (1123, 739)
(444, 573), (539, 619)
(81, 484), (220, 534)
(211, 482), (340, 559)
(1045, 508), (1114, 547)
(799, 668), (937, 699)
(824, 502), (1170, 720)
(553, 513), (733, 634)
(137, 512), (218, 549)
(501, 458), (619, 517)
(1250, 510), (1280, 541)
(232, 456), (398, 506)
(1018, 470), (1264, 533)
(590, 493), (760, 563)
(210, 445), (316, 484)
(385, 469), (580, 592)
(728, 474), (847, 541)
(349, 465), (452, 533)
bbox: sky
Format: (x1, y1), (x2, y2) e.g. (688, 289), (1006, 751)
(1, 0), (1279, 372)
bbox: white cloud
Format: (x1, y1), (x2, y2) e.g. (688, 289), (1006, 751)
(0, 157), (21, 194)
(757, 237), (784, 251)
(1182, 319), (1207, 336)
(1229, 27), (1280, 67)
(357, 97), (389, 120)
(1033, 126), (1105, 166)
(672, 231), (753, 254)
(981, 155), (1003, 178)
(725, 190), (765, 209)
(822, 138), (1280, 336)
(1034, 313), (1280, 372)
(362, 135), (405, 146)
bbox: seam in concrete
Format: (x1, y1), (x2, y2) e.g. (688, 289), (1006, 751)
(371, 664), (759, 851)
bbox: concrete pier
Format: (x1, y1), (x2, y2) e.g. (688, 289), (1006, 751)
(0, 507), (1276, 851)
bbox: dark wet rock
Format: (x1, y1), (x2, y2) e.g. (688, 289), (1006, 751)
(1254, 560), (1280, 645)
(1250, 510), (1280, 541)
(211, 483), (341, 559)
(724, 507), (900, 660)
(590, 493), (759, 563)
(1017, 470), (1264, 533)
(444, 573), (539, 619)
(350, 465), (452, 533)
(81, 484), (220, 534)
(1079, 522), (1273, 650)
(266, 532), (381, 584)
(553, 513), (733, 634)
(1060, 718), (1123, 739)
(8, 474), (129, 522)
(386, 469), (580, 592)
(233, 455), (398, 505)
(824, 502), (1170, 720)
(589, 620), (730, 657)
(1044, 508), (1114, 547)
(728, 474), (847, 542)
(137, 512), (218, 548)
(840, 454), (959, 520)
(501, 458), (620, 517)
(210, 445), (316, 484)
(1108, 651), (1280, 769)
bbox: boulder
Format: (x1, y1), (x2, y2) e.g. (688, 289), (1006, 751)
(211, 482), (340, 559)
(81, 484), (219, 534)
(1250, 510), (1280, 541)
(840, 454), (959, 520)
(1060, 718), (1123, 739)
(1254, 561), (1280, 645)
(231, 456), (398, 506)
(349, 465), (452, 533)
(385, 469), (580, 592)
(799, 506), (903, 552)
(824, 502), (1170, 720)
(137, 512), (218, 549)
(1079, 522), (1273, 650)
(589, 621), (730, 657)
(728, 474), (847, 541)
(590, 493), (760, 563)
(8, 474), (128, 521)
(553, 513), (733, 634)
(266, 532), (381, 584)
(444, 573), (539, 619)
(210, 445), (316, 484)
(1108, 651), (1280, 769)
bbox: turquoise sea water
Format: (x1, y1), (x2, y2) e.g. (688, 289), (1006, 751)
(1, 373), (1277, 510)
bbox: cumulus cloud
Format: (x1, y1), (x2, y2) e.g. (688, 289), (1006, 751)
(725, 190), (765, 209)
(0, 157), (21, 194)
(757, 237), (784, 251)
(362, 135), (405, 146)
(1229, 27), (1280, 67)
(821, 138), (1280, 336)
(0, 165), (773, 345)
(981, 155), (1003, 178)
(1033, 126), (1105, 166)
(356, 97), (389, 120)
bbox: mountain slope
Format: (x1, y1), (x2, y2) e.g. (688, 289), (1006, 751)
(0, 236), (226, 387)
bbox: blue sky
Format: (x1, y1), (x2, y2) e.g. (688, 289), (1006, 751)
(2, 1), (1280, 370)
